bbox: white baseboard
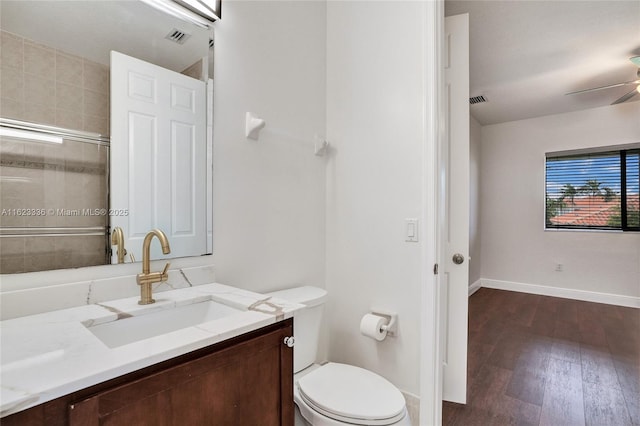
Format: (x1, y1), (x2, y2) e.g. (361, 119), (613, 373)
(468, 279), (482, 296)
(481, 278), (640, 309)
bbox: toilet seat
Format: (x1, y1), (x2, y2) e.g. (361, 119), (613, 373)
(297, 363), (407, 426)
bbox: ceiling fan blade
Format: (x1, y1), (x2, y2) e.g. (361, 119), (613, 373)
(565, 79), (640, 96)
(611, 87), (639, 105)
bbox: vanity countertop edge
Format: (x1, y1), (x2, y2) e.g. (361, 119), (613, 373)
(0, 282), (303, 418)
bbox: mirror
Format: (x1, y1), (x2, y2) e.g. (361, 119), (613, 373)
(0, 0), (214, 274)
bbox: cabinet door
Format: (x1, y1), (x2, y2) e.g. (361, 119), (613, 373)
(0, 408), (44, 426)
(69, 325), (293, 426)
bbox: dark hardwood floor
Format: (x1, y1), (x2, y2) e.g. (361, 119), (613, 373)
(443, 288), (640, 426)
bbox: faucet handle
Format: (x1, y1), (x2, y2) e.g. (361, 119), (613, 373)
(161, 262), (171, 280)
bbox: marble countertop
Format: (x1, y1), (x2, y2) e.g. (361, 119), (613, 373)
(0, 283), (302, 417)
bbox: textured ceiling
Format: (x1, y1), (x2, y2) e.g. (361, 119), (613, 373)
(0, 1), (211, 74)
(445, 0), (640, 125)
(2, 1), (637, 126)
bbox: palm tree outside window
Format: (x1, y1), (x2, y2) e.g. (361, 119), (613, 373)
(545, 149), (639, 231)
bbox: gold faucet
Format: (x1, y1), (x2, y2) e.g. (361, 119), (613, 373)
(111, 226), (127, 264)
(136, 229), (171, 305)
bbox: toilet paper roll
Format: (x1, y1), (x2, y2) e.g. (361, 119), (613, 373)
(360, 314), (388, 341)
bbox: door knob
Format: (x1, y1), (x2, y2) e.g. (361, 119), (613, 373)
(452, 253), (465, 265)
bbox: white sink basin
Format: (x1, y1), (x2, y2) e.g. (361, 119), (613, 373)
(86, 301), (243, 348)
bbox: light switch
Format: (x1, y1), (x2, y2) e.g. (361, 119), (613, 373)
(405, 218), (418, 242)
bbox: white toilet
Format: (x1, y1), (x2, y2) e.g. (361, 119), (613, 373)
(266, 286), (411, 426)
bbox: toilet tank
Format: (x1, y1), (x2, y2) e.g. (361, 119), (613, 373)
(265, 286), (327, 373)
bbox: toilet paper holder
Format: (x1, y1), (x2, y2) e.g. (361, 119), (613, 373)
(370, 309), (397, 336)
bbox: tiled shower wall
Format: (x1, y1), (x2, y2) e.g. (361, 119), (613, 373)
(0, 135), (109, 273)
(0, 30), (110, 273)
(0, 30), (110, 136)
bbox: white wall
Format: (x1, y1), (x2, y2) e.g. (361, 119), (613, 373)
(480, 102), (640, 300)
(469, 115), (482, 285)
(214, 0), (434, 405)
(1, 1), (327, 311)
(212, 1), (327, 294)
(325, 1), (427, 396)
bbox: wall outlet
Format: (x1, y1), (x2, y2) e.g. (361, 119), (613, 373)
(554, 263), (563, 272)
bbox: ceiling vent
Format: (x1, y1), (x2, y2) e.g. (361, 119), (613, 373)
(165, 29), (191, 45)
(469, 95), (487, 105)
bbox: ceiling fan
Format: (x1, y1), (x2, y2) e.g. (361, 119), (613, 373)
(566, 56), (640, 105)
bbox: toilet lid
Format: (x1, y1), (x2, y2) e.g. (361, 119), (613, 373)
(297, 363), (406, 426)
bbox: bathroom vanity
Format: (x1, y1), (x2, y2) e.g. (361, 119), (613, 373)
(0, 283), (301, 425)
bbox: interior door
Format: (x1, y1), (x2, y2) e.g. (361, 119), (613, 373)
(441, 13), (470, 404)
(110, 51), (207, 262)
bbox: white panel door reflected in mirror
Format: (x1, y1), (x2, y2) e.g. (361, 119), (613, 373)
(110, 51), (208, 263)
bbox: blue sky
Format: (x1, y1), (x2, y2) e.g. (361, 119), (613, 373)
(546, 153), (639, 197)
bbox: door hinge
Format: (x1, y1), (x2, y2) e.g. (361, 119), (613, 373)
(433, 263), (438, 275)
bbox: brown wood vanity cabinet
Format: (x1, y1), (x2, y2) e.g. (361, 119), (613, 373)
(3, 319), (294, 426)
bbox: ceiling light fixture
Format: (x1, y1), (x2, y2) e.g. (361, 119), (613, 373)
(178, 0), (221, 21)
(139, 0), (212, 29)
(0, 127), (63, 144)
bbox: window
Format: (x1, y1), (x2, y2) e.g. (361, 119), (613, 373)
(545, 149), (640, 231)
